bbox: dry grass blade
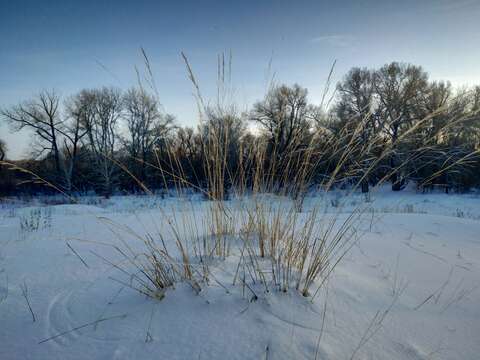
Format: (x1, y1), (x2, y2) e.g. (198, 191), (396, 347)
(20, 280), (36, 323)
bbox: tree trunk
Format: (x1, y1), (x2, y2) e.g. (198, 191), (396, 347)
(361, 179), (369, 193)
(390, 154), (403, 191)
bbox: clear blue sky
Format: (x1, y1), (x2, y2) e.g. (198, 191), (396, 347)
(1, 0), (480, 159)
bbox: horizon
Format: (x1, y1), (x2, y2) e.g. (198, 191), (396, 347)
(1, 0), (480, 159)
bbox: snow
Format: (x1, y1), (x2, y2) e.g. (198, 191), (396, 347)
(0, 189), (479, 359)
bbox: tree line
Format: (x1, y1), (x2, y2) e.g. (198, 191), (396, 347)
(0, 61), (479, 198)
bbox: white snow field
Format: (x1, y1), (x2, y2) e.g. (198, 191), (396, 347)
(0, 189), (479, 359)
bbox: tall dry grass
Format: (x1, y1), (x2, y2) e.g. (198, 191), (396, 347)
(100, 52), (479, 303)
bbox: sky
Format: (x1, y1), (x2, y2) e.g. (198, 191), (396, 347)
(1, 0), (480, 159)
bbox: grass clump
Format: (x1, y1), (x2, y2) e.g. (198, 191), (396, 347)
(98, 52), (478, 303)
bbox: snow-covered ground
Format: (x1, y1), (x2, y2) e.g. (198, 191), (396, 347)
(0, 189), (479, 359)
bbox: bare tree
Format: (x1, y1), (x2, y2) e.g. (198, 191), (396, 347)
(251, 84), (311, 152)
(373, 62), (429, 190)
(250, 84), (312, 186)
(200, 106), (246, 198)
(336, 68), (377, 129)
(122, 87), (174, 183)
(446, 86), (480, 146)
(175, 127), (198, 161)
(334, 68), (378, 192)
(80, 87), (122, 197)
(0, 91), (65, 180)
(201, 106), (245, 160)
(62, 92), (91, 192)
(0, 139), (6, 161)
